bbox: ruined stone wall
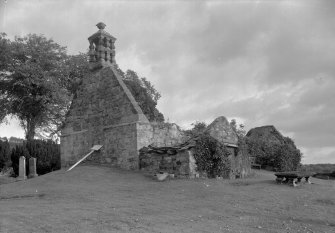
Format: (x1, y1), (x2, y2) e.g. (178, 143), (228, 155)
(151, 123), (186, 146)
(229, 145), (251, 179)
(206, 116), (238, 145)
(137, 122), (187, 148)
(139, 150), (198, 178)
(61, 66), (149, 169)
(86, 123), (139, 169)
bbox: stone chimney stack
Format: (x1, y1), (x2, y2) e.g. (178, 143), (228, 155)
(88, 22), (116, 70)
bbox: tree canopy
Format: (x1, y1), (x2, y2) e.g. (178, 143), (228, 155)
(0, 33), (72, 140)
(119, 69), (164, 122)
(246, 132), (302, 171)
(229, 119), (246, 141)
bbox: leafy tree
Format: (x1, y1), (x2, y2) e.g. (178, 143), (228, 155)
(0, 33), (71, 140)
(184, 121), (207, 137)
(230, 119), (246, 141)
(60, 53), (90, 95)
(120, 69), (164, 122)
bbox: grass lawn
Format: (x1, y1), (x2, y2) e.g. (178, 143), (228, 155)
(0, 165), (334, 233)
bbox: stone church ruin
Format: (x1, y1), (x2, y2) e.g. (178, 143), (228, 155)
(139, 116), (251, 178)
(61, 23), (251, 178)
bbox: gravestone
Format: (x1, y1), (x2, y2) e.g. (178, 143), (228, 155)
(18, 156), (27, 180)
(28, 157), (38, 178)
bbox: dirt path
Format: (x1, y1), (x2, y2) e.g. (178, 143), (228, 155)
(0, 166), (334, 233)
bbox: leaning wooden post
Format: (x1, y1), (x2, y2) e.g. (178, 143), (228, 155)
(67, 145), (103, 172)
(18, 156), (27, 181)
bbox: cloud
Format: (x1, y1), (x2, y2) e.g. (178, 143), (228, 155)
(0, 0), (334, 163)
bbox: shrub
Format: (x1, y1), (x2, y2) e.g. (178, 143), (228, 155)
(0, 139), (11, 171)
(246, 136), (301, 171)
(10, 139), (60, 176)
(192, 134), (231, 178)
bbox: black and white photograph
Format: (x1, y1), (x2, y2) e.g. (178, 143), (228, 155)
(0, 0), (334, 232)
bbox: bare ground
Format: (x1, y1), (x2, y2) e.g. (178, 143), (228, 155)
(0, 165), (334, 233)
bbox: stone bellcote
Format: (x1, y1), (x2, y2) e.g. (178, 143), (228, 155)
(88, 22), (116, 70)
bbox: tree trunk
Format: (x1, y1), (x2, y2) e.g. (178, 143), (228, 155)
(26, 119), (36, 141)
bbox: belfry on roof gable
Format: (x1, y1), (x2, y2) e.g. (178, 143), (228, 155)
(88, 22), (116, 70)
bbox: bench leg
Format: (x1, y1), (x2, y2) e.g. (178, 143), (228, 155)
(305, 176), (311, 184)
(293, 178), (298, 187)
(287, 178), (298, 187)
(276, 177), (284, 184)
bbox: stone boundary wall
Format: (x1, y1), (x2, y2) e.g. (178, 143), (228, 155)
(139, 149), (198, 178)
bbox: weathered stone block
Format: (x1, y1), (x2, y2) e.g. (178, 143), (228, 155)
(28, 157), (38, 178)
(18, 156), (27, 181)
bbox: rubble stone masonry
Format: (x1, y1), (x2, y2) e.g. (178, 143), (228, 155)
(61, 66), (149, 169)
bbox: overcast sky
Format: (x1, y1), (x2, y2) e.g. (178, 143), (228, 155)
(0, 0), (334, 164)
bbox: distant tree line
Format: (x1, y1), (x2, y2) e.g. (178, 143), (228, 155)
(302, 164), (335, 175)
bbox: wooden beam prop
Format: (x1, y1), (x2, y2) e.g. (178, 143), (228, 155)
(67, 145), (103, 171)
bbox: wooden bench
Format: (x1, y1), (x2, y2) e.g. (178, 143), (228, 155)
(274, 171), (315, 187)
(250, 156), (261, 170)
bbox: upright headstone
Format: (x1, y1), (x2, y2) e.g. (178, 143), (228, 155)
(28, 157), (38, 178)
(18, 156), (27, 180)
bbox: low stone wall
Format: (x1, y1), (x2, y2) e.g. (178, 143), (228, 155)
(139, 149), (198, 178)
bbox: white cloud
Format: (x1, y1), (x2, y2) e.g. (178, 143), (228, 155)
(0, 0), (334, 164)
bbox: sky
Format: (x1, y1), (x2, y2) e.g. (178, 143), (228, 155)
(0, 0), (334, 164)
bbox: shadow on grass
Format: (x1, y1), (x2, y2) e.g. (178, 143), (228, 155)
(229, 179), (277, 186)
(314, 198), (335, 206)
(0, 193), (46, 201)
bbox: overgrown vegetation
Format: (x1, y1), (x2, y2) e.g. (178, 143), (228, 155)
(193, 134), (231, 178)
(185, 121), (232, 178)
(11, 139), (60, 176)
